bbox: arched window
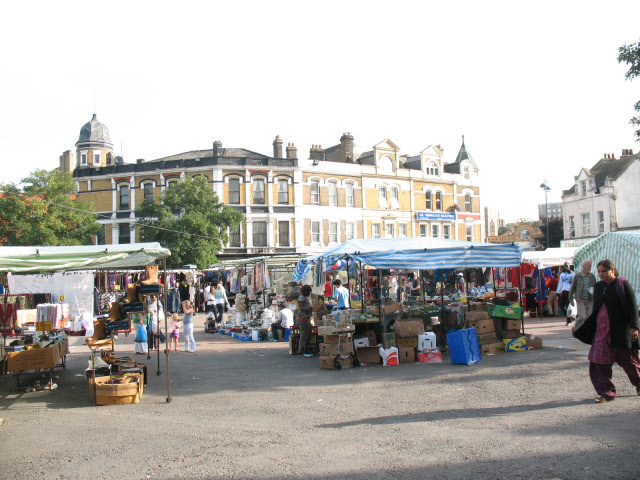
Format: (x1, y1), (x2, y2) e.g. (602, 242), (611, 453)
(390, 187), (399, 209)
(118, 184), (130, 210)
(435, 191), (442, 211)
(143, 183), (154, 203)
(277, 178), (289, 204)
(228, 178), (240, 204)
(253, 178), (266, 204)
(345, 182), (354, 207)
(328, 182), (337, 206)
(426, 161), (439, 176)
(106, 153), (112, 165)
(464, 193), (472, 212)
(425, 190), (432, 210)
(379, 186), (388, 209)
(380, 155), (394, 173)
(310, 180), (320, 204)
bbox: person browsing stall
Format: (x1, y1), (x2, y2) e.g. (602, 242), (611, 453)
(296, 285), (313, 356)
(585, 259), (640, 403)
(271, 303), (294, 341)
(333, 279), (350, 310)
(214, 283), (230, 324)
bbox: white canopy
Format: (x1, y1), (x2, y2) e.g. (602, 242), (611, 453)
(0, 243), (171, 273)
(520, 247), (578, 268)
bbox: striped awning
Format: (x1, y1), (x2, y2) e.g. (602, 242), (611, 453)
(573, 229), (640, 305)
(293, 237), (523, 282)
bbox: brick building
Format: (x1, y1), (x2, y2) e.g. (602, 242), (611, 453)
(62, 116), (483, 257)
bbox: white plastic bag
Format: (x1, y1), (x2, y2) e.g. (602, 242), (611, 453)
(379, 346), (399, 366)
(567, 300), (577, 318)
(79, 312), (94, 337)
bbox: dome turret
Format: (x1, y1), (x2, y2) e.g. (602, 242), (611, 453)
(76, 114), (113, 149)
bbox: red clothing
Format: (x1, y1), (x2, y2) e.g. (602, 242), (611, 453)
(546, 277), (559, 291)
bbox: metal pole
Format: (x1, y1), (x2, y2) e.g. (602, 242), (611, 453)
(164, 259), (171, 403)
(545, 188), (550, 248)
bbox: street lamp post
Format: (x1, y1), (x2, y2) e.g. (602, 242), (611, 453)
(540, 182), (551, 248)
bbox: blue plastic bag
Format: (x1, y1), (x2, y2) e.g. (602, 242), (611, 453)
(134, 323), (148, 343)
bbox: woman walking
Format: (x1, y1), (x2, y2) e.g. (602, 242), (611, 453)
(214, 283), (230, 324)
(587, 259), (640, 403)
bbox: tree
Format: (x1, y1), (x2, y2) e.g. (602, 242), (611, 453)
(136, 176), (244, 268)
(0, 169), (101, 246)
(537, 216), (564, 249)
(618, 39), (640, 141)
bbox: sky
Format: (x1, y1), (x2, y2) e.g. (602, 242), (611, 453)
(1, 0), (639, 223)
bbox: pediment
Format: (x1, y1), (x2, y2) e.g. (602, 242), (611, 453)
(373, 138), (401, 151)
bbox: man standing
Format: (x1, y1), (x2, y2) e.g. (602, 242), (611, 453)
(557, 263), (575, 324)
(570, 260), (596, 324)
(333, 279), (350, 310)
(296, 285), (313, 355)
(544, 272), (560, 316)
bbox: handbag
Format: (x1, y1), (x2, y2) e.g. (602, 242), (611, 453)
(572, 315), (597, 344)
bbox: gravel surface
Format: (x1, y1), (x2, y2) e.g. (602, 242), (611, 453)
(1, 316), (639, 480)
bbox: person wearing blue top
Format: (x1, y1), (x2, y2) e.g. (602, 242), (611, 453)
(333, 279), (350, 310)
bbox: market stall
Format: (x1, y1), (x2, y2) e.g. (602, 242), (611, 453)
(573, 229), (640, 306)
(292, 237), (526, 368)
(0, 243), (172, 403)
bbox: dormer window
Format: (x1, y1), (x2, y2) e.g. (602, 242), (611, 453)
(380, 155), (394, 173)
(426, 161), (439, 176)
(581, 180), (587, 197)
(463, 166), (470, 179)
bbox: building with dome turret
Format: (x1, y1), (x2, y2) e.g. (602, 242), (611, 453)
(63, 116), (484, 254)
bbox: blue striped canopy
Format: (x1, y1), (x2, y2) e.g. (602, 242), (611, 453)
(292, 237), (523, 281)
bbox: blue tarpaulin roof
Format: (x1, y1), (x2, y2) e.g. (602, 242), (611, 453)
(293, 237), (523, 281)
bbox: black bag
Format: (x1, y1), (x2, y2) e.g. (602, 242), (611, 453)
(572, 315), (597, 344)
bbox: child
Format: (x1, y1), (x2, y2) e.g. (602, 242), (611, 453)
(182, 300), (196, 352)
(170, 313), (181, 352)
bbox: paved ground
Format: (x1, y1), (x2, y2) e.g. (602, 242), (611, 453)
(1, 314), (639, 480)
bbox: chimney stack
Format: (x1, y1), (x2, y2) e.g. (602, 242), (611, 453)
(340, 132), (354, 162)
(273, 135), (283, 158)
(286, 142), (297, 159)
(213, 140), (222, 157)
(310, 144), (324, 162)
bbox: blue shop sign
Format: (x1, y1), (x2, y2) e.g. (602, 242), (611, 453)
(416, 212), (456, 221)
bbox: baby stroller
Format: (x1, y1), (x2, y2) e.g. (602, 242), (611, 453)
(204, 312), (216, 333)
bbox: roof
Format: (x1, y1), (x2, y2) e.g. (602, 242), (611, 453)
(150, 147), (268, 162)
(0, 243), (171, 273)
(589, 154), (639, 187)
(355, 150), (375, 165)
(402, 155), (422, 170)
(76, 114), (113, 147)
(445, 136), (478, 172)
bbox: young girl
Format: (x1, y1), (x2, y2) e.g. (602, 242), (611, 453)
(182, 300), (196, 352)
(170, 313), (181, 352)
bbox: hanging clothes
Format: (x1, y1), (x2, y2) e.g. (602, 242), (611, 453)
(532, 267), (552, 302)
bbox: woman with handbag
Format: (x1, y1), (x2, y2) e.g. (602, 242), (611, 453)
(586, 259), (640, 403)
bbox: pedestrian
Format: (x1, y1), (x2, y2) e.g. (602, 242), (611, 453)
(389, 276), (399, 302)
(271, 302), (294, 341)
(557, 262), (574, 322)
(456, 272), (465, 293)
(545, 272), (560, 316)
(181, 300), (196, 352)
(570, 260), (597, 324)
(169, 313), (181, 352)
(587, 259), (640, 403)
(205, 284), (215, 314)
(214, 283), (230, 324)
(333, 279), (350, 310)
(296, 285), (313, 355)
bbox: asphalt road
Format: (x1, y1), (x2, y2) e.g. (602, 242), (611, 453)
(0, 316), (638, 480)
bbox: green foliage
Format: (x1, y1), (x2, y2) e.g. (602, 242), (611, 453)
(538, 216), (564, 249)
(618, 39), (640, 141)
(136, 176), (244, 268)
(0, 169), (101, 246)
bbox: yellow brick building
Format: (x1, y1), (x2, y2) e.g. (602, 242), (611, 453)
(63, 118), (484, 256)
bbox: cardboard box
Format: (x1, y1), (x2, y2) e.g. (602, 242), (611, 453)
(467, 319), (496, 334)
(6, 344), (61, 372)
(396, 336), (418, 348)
(320, 356), (336, 370)
(481, 342), (504, 354)
(91, 374), (142, 405)
(488, 305), (522, 320)
(504, 329), (521, 339)
(525, 335), (543, 349)
(394, 320), (424, 337)
(399, 347), (416, 363)
(469, 303), (490, 311)
(503, 337), (527, 352)
(354, 337), (369, 348)
(366, 329), (377, 345)
(319, 342), (354, 356)
(322, 334), (346, 344)
(382, 332), (396, 349)
(418, 351), (443, 363)
(317, 324), (355, 336)
(356, 346), (381, 364)
(476, 333), (499, 344)
(502, 319), (522, 331)
(465, 311), (490, 320)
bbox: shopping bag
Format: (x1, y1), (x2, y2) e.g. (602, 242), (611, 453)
(134, 323), (148, 343)
(572, 315), (596, 345)
(566, 300), (577, 319)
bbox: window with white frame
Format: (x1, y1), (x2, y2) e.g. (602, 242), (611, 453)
(346, 222), (355, 241)
(253, 221), (267, 246)
(346, 183), (354, 207)
(278, 179), (289, 204)
(435, 191), (442, 211)
(228, 178), (240, 204)
(464, 193), (472, 212)
(582, 213), (591, 236)
(380, 155), (394, 173)
(419, 224), (427, 237)
(229, 224), (241, 247)
(466, 226), (473, 242)
(328, 182), (337, 206)
(119, 184), (130, 210)
(432, 224), (439, 238)
(311, 221), (321, 243)
(385, 223), (394, 238)
(278, 221), (290, 246)
(253, 178), (265, 204)
(379, 187), (387, 209)
(143, 183), (154, 203)
(93, 153), (101, 165)
(443, 225), (451, 239)
(598, 211), (605, 234)
(372, 223), (381, 239)
(329, 222), (338, 243)
(569, 216), (575, 237)
(463, 166), (470, 179)
(80, 152), (87, 165)
(310, 181), (319, 204)
(425, 190), (432, 210)
(399, 224), (407, 237)
(390, 187), (399, 209)
(581, 181), (587, 197)
(426, 161), (439, 176)
(118, 223), (131, 244)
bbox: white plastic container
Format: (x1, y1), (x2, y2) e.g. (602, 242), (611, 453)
(418, 332), (437, 352)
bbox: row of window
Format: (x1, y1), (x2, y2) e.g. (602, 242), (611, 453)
(228, 178), (291, 205)
(568, 211), (605, 237)
(228, 221), (291, 247)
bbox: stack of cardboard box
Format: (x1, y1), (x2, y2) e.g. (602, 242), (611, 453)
(319, 334), (355, 369)
(465, 310), (503, 354)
